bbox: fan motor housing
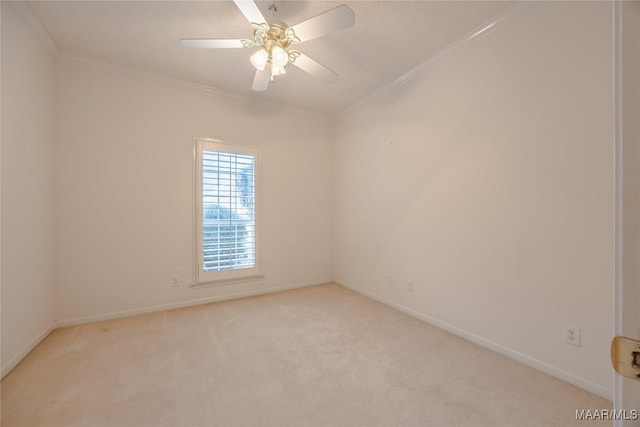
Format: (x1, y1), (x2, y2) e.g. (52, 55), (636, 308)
(255, 23), (292, 49)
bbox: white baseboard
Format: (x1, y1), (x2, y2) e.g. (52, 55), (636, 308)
(335, 279), (613, 401)
(1, 323), (55, 380)
(55, 279), (330, 328)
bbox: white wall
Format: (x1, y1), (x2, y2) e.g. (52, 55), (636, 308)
(1, 3), (56, 376)
(334, 1), (614, 398)
(54, 58), (333, 323)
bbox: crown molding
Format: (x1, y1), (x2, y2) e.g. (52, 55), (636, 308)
(57, 52), (333, 121)
(8, 1), (59, 56)
(335, 1), (532, 119)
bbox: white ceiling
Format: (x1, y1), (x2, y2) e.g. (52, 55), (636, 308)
(27, 1), (514, 116)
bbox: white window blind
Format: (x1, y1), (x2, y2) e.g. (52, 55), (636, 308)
(196, 139), (260, 284)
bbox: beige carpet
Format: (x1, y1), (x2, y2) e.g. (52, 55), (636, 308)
(1, 283), (610, 426)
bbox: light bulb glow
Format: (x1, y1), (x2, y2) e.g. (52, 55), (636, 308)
(271, 46), (289, 67)
(250, 49), (269, 71)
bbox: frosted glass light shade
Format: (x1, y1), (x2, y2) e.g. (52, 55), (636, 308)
(271, 46), (289, 67)
(250, 49), (269, 71)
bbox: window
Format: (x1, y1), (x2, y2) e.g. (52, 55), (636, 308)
(195, 138), (260, 284)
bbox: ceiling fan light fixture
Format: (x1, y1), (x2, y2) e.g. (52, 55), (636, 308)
(181, 1), (355, 91)
(270, 45), (289, 67)
(250, 48), (269, 70)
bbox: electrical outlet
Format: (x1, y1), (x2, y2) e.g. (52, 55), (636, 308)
(408, 281), (415, 292)
(387, 276), (393, 287)
(563, 324), (581, 347)
(172, 276), (180, 288)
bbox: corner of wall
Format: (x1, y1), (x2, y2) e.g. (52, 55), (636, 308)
(1, 1), (57, 379)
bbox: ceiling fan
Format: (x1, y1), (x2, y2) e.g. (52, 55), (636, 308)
(180, 0), (355, 91)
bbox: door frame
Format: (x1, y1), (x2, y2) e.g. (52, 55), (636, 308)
(614, 0), (640, 425)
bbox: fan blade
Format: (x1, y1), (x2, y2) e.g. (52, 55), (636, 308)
(233, 0), (267, 25)
(252, 64), (271, 91)
(289, 51), (338, 84)
(287, 5), (355, 43)
(180, 39), (252, 49)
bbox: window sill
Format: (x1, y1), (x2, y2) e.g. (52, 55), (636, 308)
(190, 275), (264, 289)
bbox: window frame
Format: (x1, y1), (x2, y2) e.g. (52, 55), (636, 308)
(194, 137), (262, 286)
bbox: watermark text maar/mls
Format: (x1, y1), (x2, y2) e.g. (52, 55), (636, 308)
(576, 409), (638, 421)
